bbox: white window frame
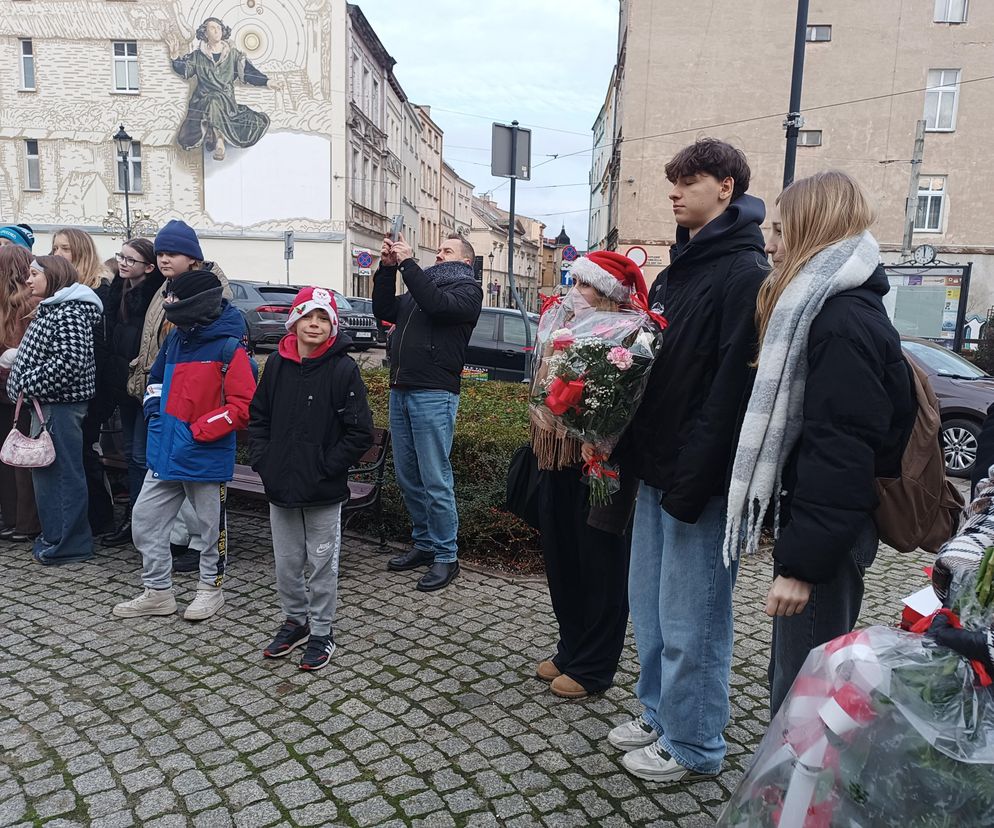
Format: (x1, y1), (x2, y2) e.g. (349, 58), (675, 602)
(116, 140), (142, 193)
(934, 0), (968, 23)
(805, 25), (832, 42)
(915, 176), (946, 233)
(797, 129), (823, 146)
(112, 40), (139, 93)
(19, 39), (35, 90)
(24, 140), (40, 191)
(924, 69), (961, 132)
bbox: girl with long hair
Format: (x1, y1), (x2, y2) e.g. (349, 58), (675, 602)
(7, 255), (104, 565)
(724, 170), (916, 715)
(0, 245), (41, 541)
(51, 227), (116, 532)
(101, 238), (165, 545)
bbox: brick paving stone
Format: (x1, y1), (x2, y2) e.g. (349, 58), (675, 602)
(2, 512), (933, 826)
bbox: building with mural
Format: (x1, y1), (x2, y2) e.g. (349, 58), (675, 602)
(0, 0), (475, 293)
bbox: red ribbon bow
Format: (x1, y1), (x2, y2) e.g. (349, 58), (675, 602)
(582, 455), (619, 481)
(631, 294), (668, 331)
(544, 377), (585, 416)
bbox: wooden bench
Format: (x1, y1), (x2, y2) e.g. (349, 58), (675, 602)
(100, 426), (392, 547)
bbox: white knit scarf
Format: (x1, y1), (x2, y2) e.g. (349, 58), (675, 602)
(723, 230), (881, 566)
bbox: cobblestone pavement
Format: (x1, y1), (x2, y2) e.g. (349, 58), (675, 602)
(1, 510), (935, 827)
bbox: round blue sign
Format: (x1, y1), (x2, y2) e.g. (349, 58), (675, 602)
(357, 251), (373, 268)
(562, 245), (578, 262)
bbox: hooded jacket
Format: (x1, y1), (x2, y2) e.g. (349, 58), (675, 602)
(143, 301), (256, 482)
(7, 283), (104, 404)
(248, 333), (374, 508)
(625, 194), (769, 523)
(774, 265), (915, 583)
(372, 258), (483, 394)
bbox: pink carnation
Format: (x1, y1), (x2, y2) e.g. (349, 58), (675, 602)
(606, 346), (633, 371)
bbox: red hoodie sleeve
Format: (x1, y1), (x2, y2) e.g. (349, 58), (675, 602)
(190, 348), (256, 442)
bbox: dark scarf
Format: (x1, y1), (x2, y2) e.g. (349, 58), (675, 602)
(424, 261), (475, 288)
(163, 287), (224, 331)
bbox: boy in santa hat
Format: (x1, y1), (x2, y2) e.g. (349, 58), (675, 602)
(248, 287), (373, 671)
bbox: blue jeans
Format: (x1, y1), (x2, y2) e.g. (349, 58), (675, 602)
(31, 401), (92, 563)
(120, 398), (147, 509)
(629, 482), (737, 774)
(768, 519), (878, 716)
(389, 389), (459, 563)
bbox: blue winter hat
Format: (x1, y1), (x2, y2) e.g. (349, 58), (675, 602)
(0, 224), (34, 250)
(154, 219), (203, 261)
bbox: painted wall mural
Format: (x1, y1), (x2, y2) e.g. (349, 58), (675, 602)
(168, 17), (277, 160)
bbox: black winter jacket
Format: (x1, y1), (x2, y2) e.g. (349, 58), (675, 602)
(104, 273), (166, 402)
(774, 265), (915, 584)
(372, 259), (483, 394)
(625, 194), (769, 523)
(247, 338), (374, 508)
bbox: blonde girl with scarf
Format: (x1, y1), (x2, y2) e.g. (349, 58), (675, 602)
(724, 171), (916, 715)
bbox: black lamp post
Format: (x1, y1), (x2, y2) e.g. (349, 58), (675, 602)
(114, 124), (133, 238)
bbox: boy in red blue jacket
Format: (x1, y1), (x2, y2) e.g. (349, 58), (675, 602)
(113, 270), (256, 622)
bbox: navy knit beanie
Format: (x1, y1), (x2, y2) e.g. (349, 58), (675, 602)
(0, 224), (34, 250)
(154, 219), (204, 261)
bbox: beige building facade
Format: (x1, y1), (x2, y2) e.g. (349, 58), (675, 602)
(414, 105), (443, 268)
(595, 0), (994, 312)
(468, 196), (543, 312)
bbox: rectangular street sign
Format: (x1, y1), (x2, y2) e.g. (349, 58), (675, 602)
(283, 230), (294, 260)
(491, 123), (532, 180)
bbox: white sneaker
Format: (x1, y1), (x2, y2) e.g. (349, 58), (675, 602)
(183, 584), (224, 621)
(113, 588), (177, 618)
(607, 717), (660, 751)
(621, 743), (718, 783)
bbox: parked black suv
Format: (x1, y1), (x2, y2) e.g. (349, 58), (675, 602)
(462, 307), (539, 382)
(228, 281), (379, 352)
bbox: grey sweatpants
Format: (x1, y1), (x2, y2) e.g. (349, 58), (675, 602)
(270, 502), (343, 637)
(133, 472), (228, 590)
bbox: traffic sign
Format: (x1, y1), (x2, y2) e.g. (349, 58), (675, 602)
(625, 246), (648, 267)
(562, 245), (578, 262)
(356, 251), (373, 269)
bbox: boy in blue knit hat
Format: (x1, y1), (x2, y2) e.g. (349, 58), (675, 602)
(0, 224), (35, 250)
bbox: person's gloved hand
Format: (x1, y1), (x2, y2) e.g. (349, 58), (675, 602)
(927, 612), (994, 672)
(0, 348), (18, 371)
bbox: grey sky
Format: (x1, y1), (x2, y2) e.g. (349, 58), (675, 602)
(357, 0), (619, 249)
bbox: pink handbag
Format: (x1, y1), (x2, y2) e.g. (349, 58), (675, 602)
(0, 394), (55, 468)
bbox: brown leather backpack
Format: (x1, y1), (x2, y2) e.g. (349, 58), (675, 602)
(874, 356), (964, 553)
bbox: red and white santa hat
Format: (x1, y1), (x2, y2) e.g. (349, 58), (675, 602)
(569, 250), (649, 306)
(285, 286), (340, 335)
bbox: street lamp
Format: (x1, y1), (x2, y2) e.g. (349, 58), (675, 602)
(113, 124), (133, 238)
(487, 251), (495, 306)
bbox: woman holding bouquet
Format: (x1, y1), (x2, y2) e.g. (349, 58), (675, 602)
(724, 170), (916, 715)
(528, 251), (651, 699)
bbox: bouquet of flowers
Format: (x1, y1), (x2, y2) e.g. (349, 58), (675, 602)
(530, 290), (664, 505)
(718, 621), (994, 828)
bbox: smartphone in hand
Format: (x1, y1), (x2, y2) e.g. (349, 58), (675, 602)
(390, 215), (404, 242)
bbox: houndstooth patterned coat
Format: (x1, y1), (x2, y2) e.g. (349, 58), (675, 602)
(7, 290), (102, 404)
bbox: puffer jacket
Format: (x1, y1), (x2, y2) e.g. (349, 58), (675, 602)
(143, 302), (256, 483)
(774, 265), (916, 583)
(248, 334), (374, 508)
(128, 261), (230, 400)
(104, 272), (165, 403)
(372, 259), (483, 394)
(7, 283), (103, 404)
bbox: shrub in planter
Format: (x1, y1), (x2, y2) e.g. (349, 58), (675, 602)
(351, 370), (542, 573)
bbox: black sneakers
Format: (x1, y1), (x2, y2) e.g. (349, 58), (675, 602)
(299, 634), (336, 671)
(263, 619), (310, 658)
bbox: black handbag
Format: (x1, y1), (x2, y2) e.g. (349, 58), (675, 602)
(505, 444), (541, 530)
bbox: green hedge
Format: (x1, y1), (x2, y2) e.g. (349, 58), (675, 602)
(240, 364), (542, 572)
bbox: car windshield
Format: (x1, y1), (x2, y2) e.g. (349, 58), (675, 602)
(348, 298), (372, 313)
(257, 287), (296, 306)
(902, 340), (989, 378)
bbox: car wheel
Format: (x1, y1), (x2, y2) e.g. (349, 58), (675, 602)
(942, 418), (980, 478)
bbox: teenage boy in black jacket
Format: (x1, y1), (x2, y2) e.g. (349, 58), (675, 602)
(372, 233), (483, 592)
(249, 287), (373, 671)
(607, 139), (768, 785)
